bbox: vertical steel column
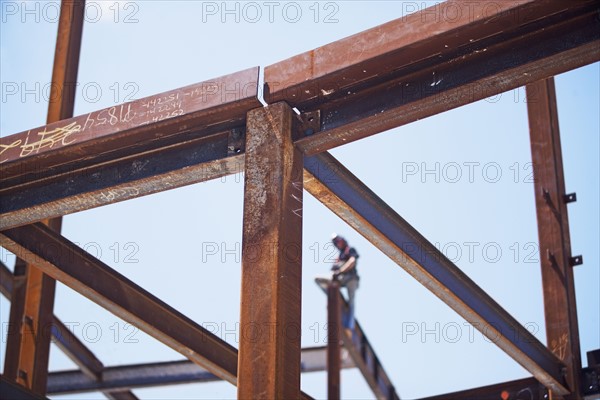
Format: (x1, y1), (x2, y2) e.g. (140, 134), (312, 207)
(327, 280), (341, 400)
(238, 102), (304, 398)
(3, 0), (85, 394)
(526, 78), (582, 399)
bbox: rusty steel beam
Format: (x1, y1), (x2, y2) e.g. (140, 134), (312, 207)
(335, 290), (399, 400)
(0, 68), (259, 230)
(0, 131), (245, 231)
(1, 260), (103, 380)
(527, 78), (583, 398)
(0, 223), (239, 385)
(1, 261), (138, 400)
(327, 280), (342, 400)
(3, 1), (86, 394)
(418, 377), (548, 400)
(0, 223), (311, 399)
(238, 102), (304, 399)
(46, 347), (352, 395)
(0, 224), (315, 399)
(265, 0), (600, 155)
(303, 152), (569, 395)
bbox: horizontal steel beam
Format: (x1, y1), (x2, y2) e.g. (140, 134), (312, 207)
(0, 131), (244, 230)
(303, 152), (569, 395)
(0, 67), (258, 172)
(418, 377), (547, 400)
(265, 0), (600, 155)
(0, 224), (314, 400)
(0, 68), (259, 229)
(46, 347), (353, 394)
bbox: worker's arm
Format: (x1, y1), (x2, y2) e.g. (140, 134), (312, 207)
(336, 256), (356, 275)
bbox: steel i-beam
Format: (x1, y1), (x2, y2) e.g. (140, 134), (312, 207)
(526, 78), (582, 398)
(238, 102), (304, 398)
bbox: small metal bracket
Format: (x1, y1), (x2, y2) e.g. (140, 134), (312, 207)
(569, 255), (583, 267)
(227, 127), (245, 156)
(293, 110), (321, 140)
(563, 192), (577, 204)
(542, 188), (560, 219)
(18, 369), (28, 381)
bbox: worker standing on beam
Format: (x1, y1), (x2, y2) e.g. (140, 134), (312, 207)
(316, 234), (359, 332)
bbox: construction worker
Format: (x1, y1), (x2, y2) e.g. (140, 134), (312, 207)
(315, 234), (359, 331)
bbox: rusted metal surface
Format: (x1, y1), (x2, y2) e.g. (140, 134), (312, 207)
(527, 78), (582, 398)
(304, 152), (569, 395)
(0, 222), (239, 385)
(0, 133), (245, 230)
(46, 347), (352, 395)
(418, 377), (548, 400)
(0, 67), (259, 185)
(3, 1), (86, 394)
(265, 0), (600, 155)
(0, 224), (316, 399)
(333, 290), (399, 400)
(1, 261), (138, 400)
(238, 102), (304, 399)
(327, 280), (341, 400)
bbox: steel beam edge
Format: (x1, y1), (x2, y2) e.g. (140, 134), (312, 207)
(417, 377), (547, 400)
(264, 0), (600, 155)
(45, 347), (351, 395)
(303, 151), (569, 395)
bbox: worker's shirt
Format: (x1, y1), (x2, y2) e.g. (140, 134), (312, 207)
(337, 246), (359, 278)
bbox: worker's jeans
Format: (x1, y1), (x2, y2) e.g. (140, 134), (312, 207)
(315, 273), (359, 330)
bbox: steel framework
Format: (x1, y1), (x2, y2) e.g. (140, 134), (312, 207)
(1, 0), (599, 399)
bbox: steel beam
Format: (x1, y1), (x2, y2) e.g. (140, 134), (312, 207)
(0, 67), (259, 230)
(0, 224), (315, 399)
(335, 290), (399, 400)
(265, 0), (600, 155)
(1, 261), (138, 399)
(0, 223), (239, 384)
(327, 280), (341, 400)
(418, 377), (548, 400)
(3, 1), (86, 394)
(0, 132), (245, 230)
(0, 375), (48, 400)
(46, 347), (352, 394)
(303, 152), (569, 395)
(527, 78), (582, 398)
(238, 102), (304, 399)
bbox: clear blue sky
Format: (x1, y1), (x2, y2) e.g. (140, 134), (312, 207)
(1, 1), (598, 399)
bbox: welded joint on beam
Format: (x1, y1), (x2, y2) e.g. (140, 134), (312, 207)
(294, 110), (321, 138)
(563, 192), (577, 204)
(569, 255), (584, 267)
(227, 128), (245, 156)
